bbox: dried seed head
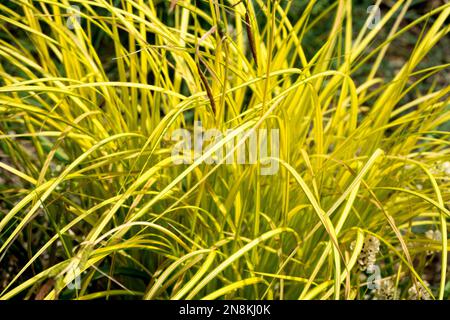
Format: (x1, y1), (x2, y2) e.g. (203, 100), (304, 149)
(357, 235), (380, 272)
(408, 281), (431, 300)
(375, 279), (396, 300)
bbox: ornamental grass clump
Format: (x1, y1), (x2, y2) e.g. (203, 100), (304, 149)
(0, 0), (449, 300)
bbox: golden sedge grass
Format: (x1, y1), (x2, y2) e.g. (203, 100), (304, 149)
(0, 0), (449, 300)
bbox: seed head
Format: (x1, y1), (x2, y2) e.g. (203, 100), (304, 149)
(357, 235), (380, 272)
